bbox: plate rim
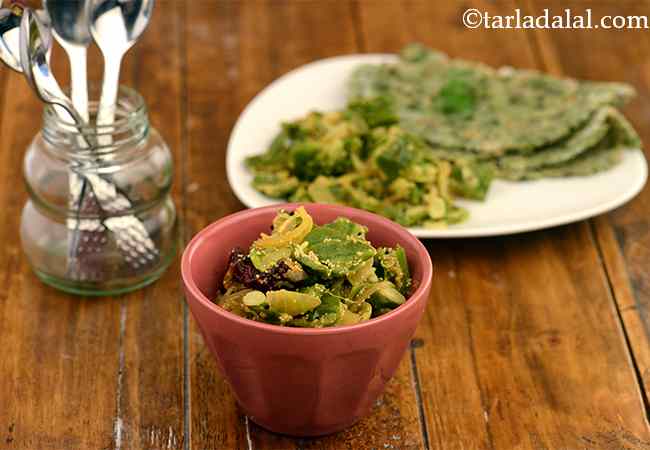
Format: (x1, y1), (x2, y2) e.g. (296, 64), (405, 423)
(226, 53), (648, 239)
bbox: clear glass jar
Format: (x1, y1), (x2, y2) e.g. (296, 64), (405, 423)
(21, 87), (178, 296)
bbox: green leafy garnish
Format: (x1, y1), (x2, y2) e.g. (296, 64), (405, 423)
(436, 77), (476, 118)
(215, 209), (412, 328)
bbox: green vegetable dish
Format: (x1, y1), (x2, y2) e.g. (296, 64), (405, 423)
(245, 44), (643, 228)
(245, 97), (491, 228)
(215, 207), (412, 327)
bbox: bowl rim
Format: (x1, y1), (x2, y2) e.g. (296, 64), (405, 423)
(181, 203), (433, 336)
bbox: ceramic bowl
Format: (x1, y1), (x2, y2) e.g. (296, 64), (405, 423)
(181, 203), (432, 436)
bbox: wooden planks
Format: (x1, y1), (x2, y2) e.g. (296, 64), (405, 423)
(116, 2), (186, 449)
(175, 1), (249, 446)
(523, 0), (650, 412)
(242, 3), (425, 449)
(0, 70), (121, 448)
(183, 1), (249, 448)
(0, 6), (128, 448)
(0, 2), (187, 449)
(357, 1), (650, 448)
(0, 1), (649, 449)
(183, 1), (425, 448)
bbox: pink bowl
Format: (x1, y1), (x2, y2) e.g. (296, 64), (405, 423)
(181, 203), (432, 436)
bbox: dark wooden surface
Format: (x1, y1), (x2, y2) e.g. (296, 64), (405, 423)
(1, 1), (649, 449)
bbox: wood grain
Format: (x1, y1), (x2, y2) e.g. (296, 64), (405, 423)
(183, 1), (425, 448)
(358, 1), (650, 448)
(117, 3), (186, 449)
(354, 1), (533, 448)
(1, 1), (649, 449)
(523, 0), (650, 413)
(183, 2), (249, 449)
(0, 4), (185, 449)
(0, 73), (121, 449)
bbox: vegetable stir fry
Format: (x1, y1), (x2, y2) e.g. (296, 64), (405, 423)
(215, 207), (412, 327)
(245, 97), (492, 228)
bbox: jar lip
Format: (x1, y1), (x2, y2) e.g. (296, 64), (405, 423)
(43, 85), (147, 131)
(41, 85), (149, 157)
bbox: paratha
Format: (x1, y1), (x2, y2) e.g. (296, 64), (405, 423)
(496, 107), (640, 180)
(349, 44), (635, 156)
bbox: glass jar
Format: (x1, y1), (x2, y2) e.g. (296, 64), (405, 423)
(21, 87), (178, 296)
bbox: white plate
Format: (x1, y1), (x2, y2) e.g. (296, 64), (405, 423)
(226, 54), (648, 238)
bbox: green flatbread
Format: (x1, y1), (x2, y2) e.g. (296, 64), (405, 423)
(410, 107), (640, 180)
(495, 108), (640, 180)
(504, 145), (623, 180)
(498, 107), (639, 173)
(349, 44), (635, 156)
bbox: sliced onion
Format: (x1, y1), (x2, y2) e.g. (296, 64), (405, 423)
(254, 206), (314, 249)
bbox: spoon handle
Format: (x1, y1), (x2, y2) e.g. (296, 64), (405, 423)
(97, 53), (122, 136)
(62, 43), (96, 277)
(67, 45), (88, 122)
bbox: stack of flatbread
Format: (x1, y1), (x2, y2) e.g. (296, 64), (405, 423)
(348, 44), (642, 180)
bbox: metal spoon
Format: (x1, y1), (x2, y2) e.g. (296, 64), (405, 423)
(90, 0), (154, 130)
(0, 3), (23, 72)
(0, 3), (52, 72)
(19, 8), (83, 124)
(41, 1), (94, 276)
(20, 8), (159, 277)
(44, 0), (92, 122)
(25, 3), (105, 279)
(19, 7), (105, 280)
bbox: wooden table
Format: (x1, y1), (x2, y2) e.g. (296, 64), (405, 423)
(1, 1), (650, 449)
